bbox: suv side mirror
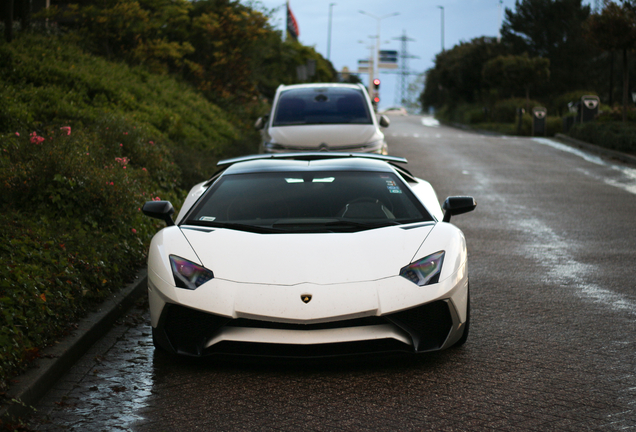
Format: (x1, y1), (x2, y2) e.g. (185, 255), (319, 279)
(442, 196), (476, 223)
(142, 201), (176, 226)
(254, 115), (269, 130)
(378, 115), (390, 128)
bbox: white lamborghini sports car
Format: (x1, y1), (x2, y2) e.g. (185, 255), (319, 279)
(142, 153), (476, 358)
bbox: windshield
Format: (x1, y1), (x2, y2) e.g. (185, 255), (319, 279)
(272, 87), (372, 126)
(184, 171), (433, 233)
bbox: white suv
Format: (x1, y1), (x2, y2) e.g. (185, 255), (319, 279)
(256, 83), (390, 154)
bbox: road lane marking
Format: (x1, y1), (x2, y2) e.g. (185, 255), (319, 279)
(518, 216), (636, 317)
(533, 138), (636, 196)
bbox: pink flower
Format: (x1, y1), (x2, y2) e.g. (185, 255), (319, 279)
(142, 168), (147, 172)
(149, 141), (154, 145)
(60, 126), (71, 136)
(124, 132), (128, 135)
(110, 182), (114, 186)
(30, 132), (45, 145)
(15, 132), (19, 136)
(120, 143), (123, 147)
(132, 228), (137, 234)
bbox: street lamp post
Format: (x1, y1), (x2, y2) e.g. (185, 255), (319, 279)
(437, 6), (444, 52)
(327, 3), (336, 61)
(359, 10), (399, 96)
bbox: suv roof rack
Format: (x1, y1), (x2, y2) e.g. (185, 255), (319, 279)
(217, 152), (408, 167)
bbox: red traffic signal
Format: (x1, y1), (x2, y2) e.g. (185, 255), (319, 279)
(373, 78), (381, 88)
(373, 96), (380, 103)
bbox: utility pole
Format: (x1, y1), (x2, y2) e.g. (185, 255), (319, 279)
(497, 0), (502, 43)
(359, 10), (399, 96)
(437, 6), (444, 52)
(327, 3), (336, 60)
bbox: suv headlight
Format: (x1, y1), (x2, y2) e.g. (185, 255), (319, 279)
(399, 251), (445, 286)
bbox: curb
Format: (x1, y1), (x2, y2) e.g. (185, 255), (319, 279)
(0, 267), (148, 421)
(554, 133), (636, 166)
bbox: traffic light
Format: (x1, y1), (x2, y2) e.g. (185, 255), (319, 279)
(373, 78), (381, 89)
(373, 94), (380, 104)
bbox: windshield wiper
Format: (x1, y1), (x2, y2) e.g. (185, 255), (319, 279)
(185, 220), (284, 234)
(271, 219), (400, 232)
(324, 220), (400, 229)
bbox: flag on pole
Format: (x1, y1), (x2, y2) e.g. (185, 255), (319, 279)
(286, 1), (299, 41)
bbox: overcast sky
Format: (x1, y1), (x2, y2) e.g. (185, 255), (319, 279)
(244, 0), (514, 109)
(246, 0), (596, 110)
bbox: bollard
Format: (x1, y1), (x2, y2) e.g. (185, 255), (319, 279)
(532, 107), (547, 137)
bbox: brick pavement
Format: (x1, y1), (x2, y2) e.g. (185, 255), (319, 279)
(28, 292), (636, 431)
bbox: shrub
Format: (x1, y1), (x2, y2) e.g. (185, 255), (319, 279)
(596, 106), (636, 122)
(569, 121), (636, 154)
(551, 90), (598, 116)
(490, 98), (543, 123)
(0, 121), (181, 390)
(0, 33), (245, 187)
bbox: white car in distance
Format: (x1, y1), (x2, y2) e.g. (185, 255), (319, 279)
(255, 83), (390, 155)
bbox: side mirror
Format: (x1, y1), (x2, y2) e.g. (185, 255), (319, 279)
(142, 201), (176, 226)
(442, 196), (476, 223)
(254, 115), (269, 130)
(378, 115), (390, 128)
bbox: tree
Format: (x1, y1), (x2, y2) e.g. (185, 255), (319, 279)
(420, 36), (505, 110)
(52, 0), (335, 109)
(482, 54), (550, 110)
(501, 0), (594, 97)
(583, 1), (636, 121)
(1, 0), (31, 42)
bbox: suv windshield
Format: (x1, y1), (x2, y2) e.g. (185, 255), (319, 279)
(272, 87), (372, 126)
(185, 171), (433, 233)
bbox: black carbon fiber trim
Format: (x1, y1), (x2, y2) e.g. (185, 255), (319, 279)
(157, 300), (454, 357)
(386, 301), (453, 352)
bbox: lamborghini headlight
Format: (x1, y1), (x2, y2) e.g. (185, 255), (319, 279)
(169, 255), (214, 290)
(400, 251), (445, 287)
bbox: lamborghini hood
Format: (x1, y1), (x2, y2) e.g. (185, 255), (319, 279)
(180, 224), (434, 285)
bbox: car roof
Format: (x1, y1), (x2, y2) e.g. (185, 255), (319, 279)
(218, 153), (406, 175)
(277, 83), (365, 92)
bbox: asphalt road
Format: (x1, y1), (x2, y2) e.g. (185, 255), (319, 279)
(31, 116), (636, 431)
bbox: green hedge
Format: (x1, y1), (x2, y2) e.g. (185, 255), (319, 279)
(0, 121), (181, 391)
(0, 32), (255, 394)
(0, 33), (249, 186)
(569, 121), (636, 154)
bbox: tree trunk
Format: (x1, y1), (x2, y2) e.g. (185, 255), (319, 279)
(622, 48), (628, 123)
(609, 51), (614, 107)
(2, 0), (14, 43)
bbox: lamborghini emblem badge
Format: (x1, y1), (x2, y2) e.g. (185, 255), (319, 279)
(301, 294), (312, 304)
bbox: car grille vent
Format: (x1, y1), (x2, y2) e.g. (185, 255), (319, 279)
(227, 316), (387, 331)
(162, 304), (231, 356)
(160, 302), (453, 356)
(386, 301), (453, 352)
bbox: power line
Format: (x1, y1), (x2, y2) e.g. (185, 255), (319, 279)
(393, 30), (418, 105)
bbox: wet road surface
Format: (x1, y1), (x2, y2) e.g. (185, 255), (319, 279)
(31, 116), (636, 431)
